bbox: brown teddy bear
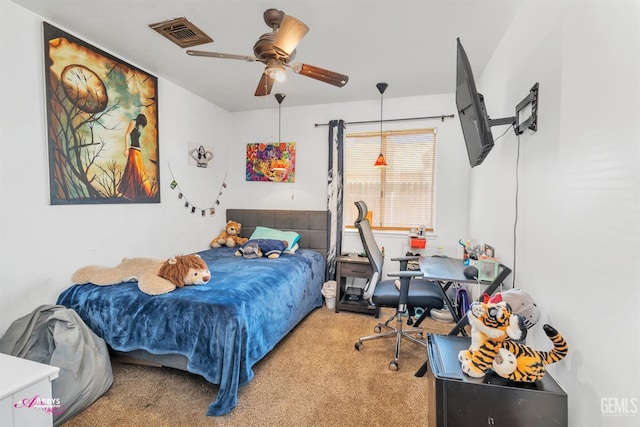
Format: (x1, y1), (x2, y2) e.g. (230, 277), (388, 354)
(71, 254), (211, 295)
(210, 220), (248, 248)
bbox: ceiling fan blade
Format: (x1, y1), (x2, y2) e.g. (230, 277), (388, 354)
(273, 15), (309, 58)
(291, 63), (349, 87)
(186, 49), (258, 62)
(254, 72), (275, 96)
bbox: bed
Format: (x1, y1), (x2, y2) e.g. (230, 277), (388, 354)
(56, 209), (328, 416)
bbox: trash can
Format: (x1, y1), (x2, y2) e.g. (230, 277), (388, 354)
(321, 280), (337, 309)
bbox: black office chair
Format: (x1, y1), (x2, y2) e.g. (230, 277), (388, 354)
(353, 201), (444, 370)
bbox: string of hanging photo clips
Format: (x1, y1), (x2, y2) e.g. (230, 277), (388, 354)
(167, 162), (228, 217)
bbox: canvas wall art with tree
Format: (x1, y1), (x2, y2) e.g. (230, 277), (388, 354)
(43, 22), (159, 204)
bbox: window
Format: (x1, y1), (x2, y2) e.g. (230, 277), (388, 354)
(344, 128), (437, 231)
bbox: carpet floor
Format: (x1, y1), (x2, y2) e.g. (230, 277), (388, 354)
(63, 306), (454, 426)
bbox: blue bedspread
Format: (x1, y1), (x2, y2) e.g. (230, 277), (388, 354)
(57, 247), (325, 415)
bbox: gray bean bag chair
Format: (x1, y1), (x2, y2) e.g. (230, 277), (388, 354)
(0, 304), (113, 425)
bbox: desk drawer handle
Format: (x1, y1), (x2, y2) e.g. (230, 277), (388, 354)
(351, 269), (367, 274)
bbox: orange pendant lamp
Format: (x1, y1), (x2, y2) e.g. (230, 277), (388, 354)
(271, 93), (287, 171)
(374, 82), (388, 168)
(374, 153), (387, 167)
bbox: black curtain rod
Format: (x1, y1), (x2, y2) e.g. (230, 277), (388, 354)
(314, 114), (455, 127)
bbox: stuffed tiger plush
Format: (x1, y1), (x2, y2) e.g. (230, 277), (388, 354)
(492, 324), (568, 382)
(458, 301), (527, 378)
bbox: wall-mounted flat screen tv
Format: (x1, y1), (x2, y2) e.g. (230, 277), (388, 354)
(456, 38), (495, 167)
(456, 38), (539, 167)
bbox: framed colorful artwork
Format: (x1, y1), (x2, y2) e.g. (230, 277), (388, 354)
(246, 142), (296, 182)
(43, 22), (160, 204)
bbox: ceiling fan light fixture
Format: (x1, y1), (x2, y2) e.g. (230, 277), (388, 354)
(274, 15), (309, 57)
(265, 61), (287, 82)
(186, 9), (348, 96)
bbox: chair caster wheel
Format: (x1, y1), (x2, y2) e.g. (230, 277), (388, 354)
(355, 341), (363, 351)
(389, 360), (399, 371)
(374, 325), (382, 333)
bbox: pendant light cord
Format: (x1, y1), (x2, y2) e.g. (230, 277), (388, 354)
(373, 83), (389, 168)
(380, 90), (383, 136)
(275, 93), (285, 143)
(279, 102), (281, 143)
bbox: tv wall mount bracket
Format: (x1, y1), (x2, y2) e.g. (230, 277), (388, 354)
(489, 82), (539, 135)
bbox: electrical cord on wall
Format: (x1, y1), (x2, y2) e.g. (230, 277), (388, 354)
(493, 125), (519, 288)
(493, 125), (512, 143)
(512, 133), (521, 287)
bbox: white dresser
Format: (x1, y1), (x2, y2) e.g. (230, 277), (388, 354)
(0, 353), (60, 427)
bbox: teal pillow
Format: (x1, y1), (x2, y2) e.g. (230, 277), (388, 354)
(249, 226), (301, 251)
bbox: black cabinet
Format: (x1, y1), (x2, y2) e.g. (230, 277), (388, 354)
(427, 333), (568, 427)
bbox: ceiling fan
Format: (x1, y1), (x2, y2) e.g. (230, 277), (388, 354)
(186, 8), (349, 96)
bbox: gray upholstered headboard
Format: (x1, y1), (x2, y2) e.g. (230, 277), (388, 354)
(226, 209), (328, 258)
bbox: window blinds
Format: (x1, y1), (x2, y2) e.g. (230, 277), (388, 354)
(344, 128), (437, 231)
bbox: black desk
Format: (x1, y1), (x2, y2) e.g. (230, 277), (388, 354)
(418, 256), (512, 336)
(414, 257), (512, 378)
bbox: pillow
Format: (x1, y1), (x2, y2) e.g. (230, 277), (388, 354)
(249, 226), (301, 251)
(283, 243), (299, 254)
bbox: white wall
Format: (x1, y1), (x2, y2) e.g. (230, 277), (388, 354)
(4, 1), (639, 426)
(1, 0), (471, 332)
(230, 94), (471, 276)
(0, 0), (232, 332)
(469, 1), (640, 425)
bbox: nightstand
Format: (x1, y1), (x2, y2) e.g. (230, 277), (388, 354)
(335, 254), (378, 316)
(0, 353), (60, 427)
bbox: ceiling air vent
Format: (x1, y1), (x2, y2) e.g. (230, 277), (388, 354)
(149, 17), (213, 48)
